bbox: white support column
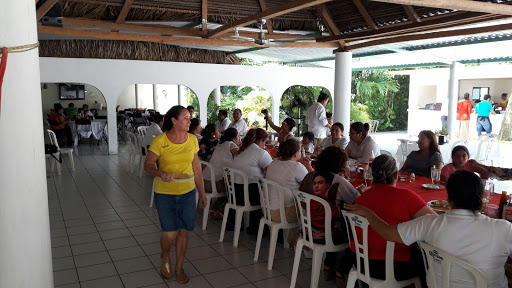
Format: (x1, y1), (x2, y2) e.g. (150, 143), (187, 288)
(447, 61), (459, 141)
(152, 84), (159, 112)
(214, 86), (221, 107)
(0, 0), (53, 287)
(178, 85), (187, 106)
(333, 51), (352, 132)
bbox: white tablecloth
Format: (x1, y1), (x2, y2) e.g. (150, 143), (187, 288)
(69, 120), (107, 145)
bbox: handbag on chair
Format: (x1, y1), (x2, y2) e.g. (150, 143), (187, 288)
(45, 144), (62, 163)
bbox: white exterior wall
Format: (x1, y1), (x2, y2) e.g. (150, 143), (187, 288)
(40, 58), (335, 154)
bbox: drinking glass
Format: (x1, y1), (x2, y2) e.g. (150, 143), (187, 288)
(482, 181), (494, 215)
(350, 160), (359, 181)
(364, 166), (373, 187)
(430, 167), (441, 185)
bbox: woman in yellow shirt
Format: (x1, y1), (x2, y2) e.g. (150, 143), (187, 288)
(144, 105), (207, 284)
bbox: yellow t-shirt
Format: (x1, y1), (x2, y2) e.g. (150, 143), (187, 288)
(502, 98), (509, 108)
(149, 133), (199, 195)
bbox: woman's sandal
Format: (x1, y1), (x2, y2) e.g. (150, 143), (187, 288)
(160, 256), (172, 280)
(175, 269), (189, 284)
(324, 267), (335, 281)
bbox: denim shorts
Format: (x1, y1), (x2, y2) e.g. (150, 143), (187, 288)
(154, 189), (196, 232)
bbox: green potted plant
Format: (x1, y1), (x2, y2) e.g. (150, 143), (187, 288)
(435, 125), (448, 145)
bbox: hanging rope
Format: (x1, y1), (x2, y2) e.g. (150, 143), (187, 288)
(0, 42), (39, 117)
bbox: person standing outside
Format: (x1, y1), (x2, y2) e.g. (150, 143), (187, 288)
(306, 93), (331, 144)
(186, 105), (195, 118)
(144, 105), (207, 284)
(501, 93), (509, 110)
(215, 109), (231, 134)
(456, 93), (472, 139)
(228, 108), (248, 137)
(474, 94), (496, 137)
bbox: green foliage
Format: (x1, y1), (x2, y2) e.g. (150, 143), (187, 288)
(351, 71), (409, 131)
(350, 103), (370, 123)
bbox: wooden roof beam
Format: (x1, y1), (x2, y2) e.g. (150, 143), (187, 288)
(352, 0), (378, 30)
(38, 26), (339, 48)
(403, 5), (421, 22)
(370, 0), (512, 16)
(316, 4), (346, 50)
(115, 0), (133, 24)
(346, 21), (512, 50)
(36, 0), (59, 22)
(202, 0), (208, 32)
(258, 0), (274, 34)
(207, 0), (333, 38)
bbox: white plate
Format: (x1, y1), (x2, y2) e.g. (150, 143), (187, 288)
(422, 183), (445, 190)
(172, 174), (194, 182)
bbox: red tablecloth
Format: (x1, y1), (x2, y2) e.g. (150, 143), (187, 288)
(350, 172), (501, 206)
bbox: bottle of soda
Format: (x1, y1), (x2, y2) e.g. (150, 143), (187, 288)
(301, 146), (306, 158)
(498, 191), (508, 219)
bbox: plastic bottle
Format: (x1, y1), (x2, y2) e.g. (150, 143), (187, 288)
(410, 173), (415, 183)
(498, 191), (508, 219)
(301, 146), (306, 158)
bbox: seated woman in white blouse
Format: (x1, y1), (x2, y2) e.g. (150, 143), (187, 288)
(204, 128), (239, 194)
(317, 122), (348, 153)
(265, 139), (313, 223)
(230, 128), (272, 232)
(345, 170), (512, 288)
(345, 122), (380, 163)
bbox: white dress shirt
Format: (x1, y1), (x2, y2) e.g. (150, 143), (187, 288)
(320, 136), (349, 150)
(143, 122), (163, 147)
(215, 118), (231, 133)
(206, 141), (238, 181)
(398, 209), (512, 288)
(306, 102), (329, 138)
(345, 135), (380, 163)
(228, 119), (248, 136)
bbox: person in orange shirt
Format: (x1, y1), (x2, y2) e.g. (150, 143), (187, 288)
(456, 93), (472, 139)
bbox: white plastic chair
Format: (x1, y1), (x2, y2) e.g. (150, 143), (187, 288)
(418, 241), (487, 288)
(342, 211), (422, 288)
(137, 125), (148, 137)
(289, 190), (349, 288)
(150, 177), (156, 207)
(475, 137), (495, 164)
(254, 178), (299, 270)
(380, 149), (392, 157)
(219, 167), (261, 248)
(135, 133), (146, 177)
(47, 130), (75, 172)
(367, 120), (379, 136)
(451, 139), (469, 150)
(199, 160), (227, 230)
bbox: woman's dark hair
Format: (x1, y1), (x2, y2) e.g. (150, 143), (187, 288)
(162, 105), (187, 131)
(303, 132), (314, 141)
(372, 154), (397, 184)
(239, 128), (267, 153)
(351, 122), (370, 137)
(313, 170), (334, 185)
(218, 109), (228, 117)
(332, 122), (344, 132)
(464, 93), (470, 100)
(446, 170), (483, 212)
(317, 92), (329, 103)
(219, 128), (238, 144)
(283, 118), (296, 130)
(188, 118), (201, 133)
(276, 138), (300, 160)
(451, 145), (470, 158)
(316, 146), (347, 174)
(419, 130), (440, 156)
(152, 114), (163, 124)
(201, 123), (217, 138)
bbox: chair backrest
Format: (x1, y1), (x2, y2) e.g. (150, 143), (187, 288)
(125, 131), (138, 151)
(367, 120), (379, 136)
(137, 126), (148, 136)
(342, 211), (399, 284)
(223, 167), (250, 208)
(476, 137), (495, 163)
(380, 149), (392, 157)
(46, 129), (61, 150)
(200, 160), (222, 197)
(451, 139), (469, 151)
(292, 190), (335, 248)
(418, 241), (487, 288)
(257, 178), (292, 225)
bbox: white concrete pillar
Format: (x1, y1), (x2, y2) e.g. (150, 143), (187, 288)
(152, 84), (159, 112)
(0, 0), (53, 287)
(178, 85), (187, 106)
(447, 62), (459, 140)
(333, 51), (352, 132)
(214, 86), (221, 106)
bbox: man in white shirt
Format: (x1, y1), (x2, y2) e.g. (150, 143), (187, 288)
(143, 114), (163, 152)
(228, 108), (248, 136)
(306, 93), (331, 142)
(215, 109), (231, 134)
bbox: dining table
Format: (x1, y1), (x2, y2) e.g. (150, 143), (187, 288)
(69, 119), (107, 145)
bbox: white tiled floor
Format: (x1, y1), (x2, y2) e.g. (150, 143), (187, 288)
(47, 143), (336, 288)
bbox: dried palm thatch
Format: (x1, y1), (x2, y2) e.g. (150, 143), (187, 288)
(39, 40), (241, 64)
